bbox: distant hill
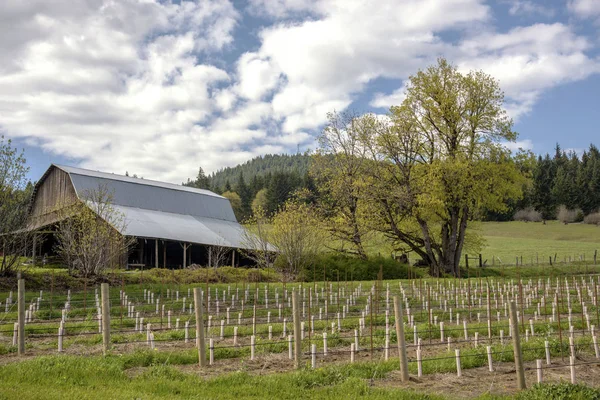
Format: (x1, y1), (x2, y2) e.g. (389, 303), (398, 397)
(206, 153), (311, 193)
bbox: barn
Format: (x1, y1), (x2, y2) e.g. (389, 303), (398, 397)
(27, 164), (253, 268)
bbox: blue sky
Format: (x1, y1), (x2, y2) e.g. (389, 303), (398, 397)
(1, 0), (599, 183)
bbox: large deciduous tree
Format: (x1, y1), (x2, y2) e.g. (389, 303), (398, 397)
(359, 58), (522, 276)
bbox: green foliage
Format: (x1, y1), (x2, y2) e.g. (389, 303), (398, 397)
(355, 58), (522, 277)
(182, 166), (211, 189)
(222, 190), (243, 220)
(204, 153), (310, 191)
(0, 136), (31, 277)
(516, 383), (600, 400)
(270, 200), (323, 281)
(312, 111), (372, 259)
(301, 254), (424, 281)
(236, 172), (253, 220)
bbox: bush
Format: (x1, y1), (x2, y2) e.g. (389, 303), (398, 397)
(584, 212), (600, 226)
(513, 207), (543, 222)
(557, 205), (584, 224)
(301, 254), (426, 282)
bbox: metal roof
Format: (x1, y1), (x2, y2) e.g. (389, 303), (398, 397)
(42, 165), (256, 249)
(111, 205), (253, 249)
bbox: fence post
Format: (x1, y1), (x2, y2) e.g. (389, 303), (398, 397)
(101, 283), (110, 355)
(510, 301), (526, 390)
(17, 279), (25, 356)
(292, 289), (302, 369)
(194, 288), (207, 367)
(393, 296), (409, 382)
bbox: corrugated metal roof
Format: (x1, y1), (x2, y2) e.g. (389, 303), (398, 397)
(55, 165), (237, 222)
(56, 165), (222, 197)
(42, 164), (259, 249)
(111, 205), (253, 249)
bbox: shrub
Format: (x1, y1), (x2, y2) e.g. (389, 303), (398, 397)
(513, 207), (543, 222)
(301, 253), (426, 282)
(557, 205), (584, 224)
(584, 212), (600, 226)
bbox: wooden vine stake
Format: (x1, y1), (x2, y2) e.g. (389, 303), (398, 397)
(509, 301), (526, 390)
(194, 287), (207, 367)
(101, 283), (110, 355)
(292, 290), (302, 369)
(393, 296), (409, 382)
(17, 279), (25, 356)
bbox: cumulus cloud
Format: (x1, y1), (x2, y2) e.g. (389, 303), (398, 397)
(568, 0), (600, 18)
(1, 0), (599, 183)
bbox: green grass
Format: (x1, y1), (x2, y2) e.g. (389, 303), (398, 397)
(363, 220), (600, 268)
(0, 353), (444, 400)
(477, 221), (600, 266)
(1, 352), (598, 399)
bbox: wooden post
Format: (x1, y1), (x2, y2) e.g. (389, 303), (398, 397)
(17, 279), (25, 356)
(101, 283), (110, 355)
(32, 234), (36, 266)
(194, 288), (207, 367)
(232, 250), (235, 268)
(163, 240), (166, 268)
(393, 296), (409, 382)
(510, 301), (526, 390)
(183, 243), (188, 269)
(155, 239), (159, 268)
(292, 290), (302, 369)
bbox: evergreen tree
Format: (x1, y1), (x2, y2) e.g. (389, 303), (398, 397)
(236, 172), (252, 221)
(531, 154), (556, 219)
(265, 171), (301, 214)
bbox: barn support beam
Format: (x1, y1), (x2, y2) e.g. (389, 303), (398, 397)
(32, 234), (37, 266)
(232, 250), (235, 268)
(181, 243), (191, 269)
(155, 239), (159, 269)
(163, 240), (166, 269)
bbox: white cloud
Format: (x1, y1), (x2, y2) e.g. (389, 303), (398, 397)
(568, 0), (600, 18)
(235, 52), (282, 101)
(1, 0), (599, 184)
(506, 1), (555, 17)
(370, 83), (408, 109)
(458, 23), (600, 119)
(504, 139), (534, 152)
(257, 0), (489, 132)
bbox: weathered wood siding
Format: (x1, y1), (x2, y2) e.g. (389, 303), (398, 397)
(28, 167), (79, 229)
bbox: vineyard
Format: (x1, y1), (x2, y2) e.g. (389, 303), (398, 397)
(3, 269), (600, 399)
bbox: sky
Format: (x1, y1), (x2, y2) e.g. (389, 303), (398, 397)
(1, 0), (600, 184)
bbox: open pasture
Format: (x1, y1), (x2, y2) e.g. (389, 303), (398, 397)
(3, 268), (600, 399)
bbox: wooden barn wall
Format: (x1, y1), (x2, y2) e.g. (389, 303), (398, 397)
(28, 167), (79, 229)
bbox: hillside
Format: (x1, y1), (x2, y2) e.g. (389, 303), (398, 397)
(186, 153), (311, 193)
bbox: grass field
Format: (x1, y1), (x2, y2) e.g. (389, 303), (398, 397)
(477, 221), (600, 266)
(364, 221), (600, 267)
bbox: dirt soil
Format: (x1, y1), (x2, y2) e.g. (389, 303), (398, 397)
(376, 358), (600, 399)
